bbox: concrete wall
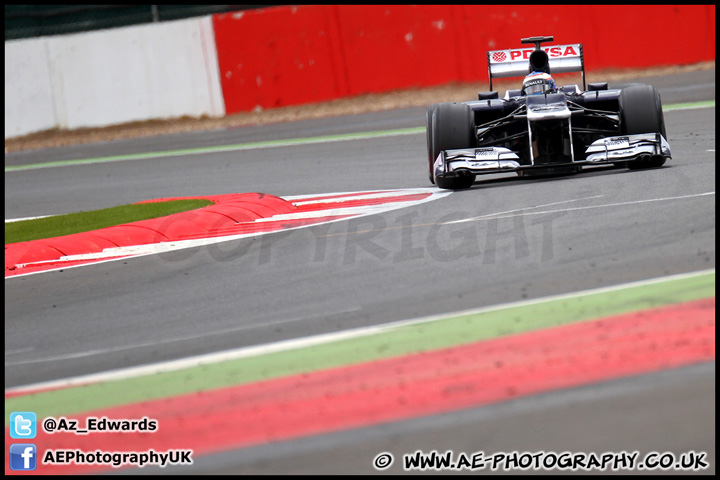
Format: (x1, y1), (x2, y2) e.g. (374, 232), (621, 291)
(5, 38), (57, 138)
(5, 16), (224, 138)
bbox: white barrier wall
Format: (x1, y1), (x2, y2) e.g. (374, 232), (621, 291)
(4, 16), (225, 139)
(4, 38), (57, 138)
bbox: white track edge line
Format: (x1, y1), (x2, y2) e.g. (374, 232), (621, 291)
(5, 268), (715, 395)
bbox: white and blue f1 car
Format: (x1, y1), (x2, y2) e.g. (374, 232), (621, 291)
(427, 36), (671, 189)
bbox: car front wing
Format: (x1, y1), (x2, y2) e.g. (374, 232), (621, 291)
(433, 133), (671, 179)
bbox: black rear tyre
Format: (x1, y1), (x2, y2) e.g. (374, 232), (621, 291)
(428, 102), (476, 189)
(619, 84), (667, 169)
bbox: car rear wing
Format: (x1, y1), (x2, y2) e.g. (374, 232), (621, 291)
(487, 41), (585, 91)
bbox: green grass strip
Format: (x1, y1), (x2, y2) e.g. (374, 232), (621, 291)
(4, 128), (424, 172)
(5, 271), (713, 423)
(5, 199), (213, 244)
(663, 99), (715, 111)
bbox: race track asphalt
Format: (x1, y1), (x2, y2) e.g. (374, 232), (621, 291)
(4, 68), (715, 474)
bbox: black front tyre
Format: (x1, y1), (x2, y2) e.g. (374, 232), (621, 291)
(428, 102), (476, 189)
(619, 84), (667, 169)
(426, 104), (440, 184)
(435, 171), (476, 190)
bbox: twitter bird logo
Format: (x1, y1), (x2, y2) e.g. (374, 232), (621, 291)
(10, 412), (37, 439)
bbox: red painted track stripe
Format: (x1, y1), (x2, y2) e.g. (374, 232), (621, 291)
(6, 297), (713, 474)
(293, 193), (431, 212)
(287, 191), (395, 203)
(5, 191), (430, 277)
(4, 193), (296, 277)
(175, 215), (355, 240)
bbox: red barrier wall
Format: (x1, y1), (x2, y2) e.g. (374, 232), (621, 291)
(213, 5), (715, 114)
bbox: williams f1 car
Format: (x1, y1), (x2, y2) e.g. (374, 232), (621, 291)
(427, 36), (671, 189)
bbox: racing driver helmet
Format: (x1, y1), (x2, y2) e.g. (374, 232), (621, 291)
(522, 71), (556, 96)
